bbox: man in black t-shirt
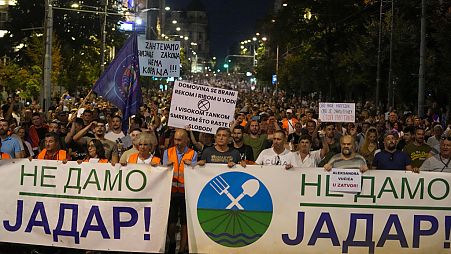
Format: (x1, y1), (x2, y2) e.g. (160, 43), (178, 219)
(230, 125), (254, 163)
(199, 127), (244, 168)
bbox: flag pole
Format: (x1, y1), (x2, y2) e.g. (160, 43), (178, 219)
(66, 89), (93, 126)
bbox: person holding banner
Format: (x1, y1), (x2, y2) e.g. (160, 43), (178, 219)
(78, 139), (109, 163)
(420, 132), (451, 172)
(198, 127), (244, 168)
(162, 129), (197, 254)
(73, 120), (119, 164)
(0, 119), (23, 158)
(372, 131), (412, 171)
(284, 134), (328, 168)
(36, 132), (68, 161)
(255, 130), (290, 165)
(230, 125), (254, 163)
(0, 139), (11, 159)
(324, 135), (368, 172)
(126, 132), (160, 165)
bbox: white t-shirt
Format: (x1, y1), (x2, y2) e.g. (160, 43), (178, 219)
(136, 155), (155, 164)
(255, 148), (290, 165)
(105, 131), (125, 143)
(281, 150), (322, 168)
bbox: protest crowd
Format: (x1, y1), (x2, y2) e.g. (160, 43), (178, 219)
(0, 72), (450, 254)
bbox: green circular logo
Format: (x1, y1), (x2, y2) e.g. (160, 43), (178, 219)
(197, 172), (273, 247)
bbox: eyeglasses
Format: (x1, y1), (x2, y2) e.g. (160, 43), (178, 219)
(138, 143), (151, 146)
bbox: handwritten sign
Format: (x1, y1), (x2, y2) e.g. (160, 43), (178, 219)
(137, 36), (180, 77)
(168, 81), (238, 134)
(318, 103), (355, 122)
(329, 168), (361, 193)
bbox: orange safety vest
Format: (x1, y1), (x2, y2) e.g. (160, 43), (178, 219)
(37, 149), (67, 160)
(167, 146), (195, 193)
(282, 118), (299, 132)
(128, 153), (161, 165)
(0, 153), (10, 160)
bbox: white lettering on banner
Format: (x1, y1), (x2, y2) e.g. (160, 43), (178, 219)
(0, 159), (172, 253)
(329, 168), (362, 193)
(319, 103), (356, 123)
(168, 81), (237, 134)
(185, 165), (451, 253)
(137, 36), (180, 77)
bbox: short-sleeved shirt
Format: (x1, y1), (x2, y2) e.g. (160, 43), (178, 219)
(1, 136), (22, 158)
(372, 150), (411, 170)
(402, 143), (432, 168)
(327, 153), (367, 169)
(200, 146), (241, 164)
(420, 154), (451, 173)
(244, 134), (269, 159)
(229, 144), (254, 162)
(255, 148), (290, 165)
(281, 150), (322, 168)
(105, 131), (125, 143)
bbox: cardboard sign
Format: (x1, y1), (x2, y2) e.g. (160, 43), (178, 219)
(319, 103), (355, 122)
(329, 168), (362, 193)
(168, 81), (238, 134)
(138, 37), (180, 77)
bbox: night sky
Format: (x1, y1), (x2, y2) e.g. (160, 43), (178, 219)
(166, 0), (274, 62)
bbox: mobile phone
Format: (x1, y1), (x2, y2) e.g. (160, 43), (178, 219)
(251, 115), (261, 121)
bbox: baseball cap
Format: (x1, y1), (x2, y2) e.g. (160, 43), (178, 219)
(286, 109), (293, 113)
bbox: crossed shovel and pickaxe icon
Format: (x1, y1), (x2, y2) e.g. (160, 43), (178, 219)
(209, 176), (260, 210)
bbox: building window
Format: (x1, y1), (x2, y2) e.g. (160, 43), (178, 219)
(0, 11), (7, 29)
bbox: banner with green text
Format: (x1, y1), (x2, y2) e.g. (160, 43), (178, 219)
(185, 165), (451, 253)
(0, 159), (172, 252)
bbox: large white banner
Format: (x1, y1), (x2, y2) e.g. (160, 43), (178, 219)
(186, 165), (451, 253)
(0, 160), (172, 253)
(319, 102), (356, 122)
(138, 36), (180, 77)
(168, 81), (238, 134)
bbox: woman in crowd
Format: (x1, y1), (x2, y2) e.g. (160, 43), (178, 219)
(126, 132), (161, 165)
(15, 126), (34, 158)
(78, 139), (108, 163)
(359, 127), (380, 167)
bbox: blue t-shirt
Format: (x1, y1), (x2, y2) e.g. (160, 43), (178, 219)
(1, 136), (22, 158)
(373, 150), (411, 170)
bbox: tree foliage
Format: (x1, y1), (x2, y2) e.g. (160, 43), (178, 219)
(0, 0), (127, 96)
(256, 0), (451, 108)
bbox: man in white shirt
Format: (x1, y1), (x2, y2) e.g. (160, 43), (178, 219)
(284, 134), (328, 168)
(255, 130), (290, 165)
(105, 115), (125, 142)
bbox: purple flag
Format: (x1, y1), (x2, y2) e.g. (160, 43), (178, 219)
(93, 33), (141, 131)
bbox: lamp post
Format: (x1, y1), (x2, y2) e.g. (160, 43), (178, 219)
(43, 0), (53, 112)
(418, 0), (426, 117)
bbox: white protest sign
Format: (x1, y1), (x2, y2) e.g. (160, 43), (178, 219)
(0, 160), (172, 253)
(168, 81), (238, 134)
(137, 36), (180, 77)
(318, 102), (355, 122)
(329, 168), (361, 193)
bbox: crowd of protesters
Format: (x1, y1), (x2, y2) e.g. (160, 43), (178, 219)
(0, 73), (450, 254)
